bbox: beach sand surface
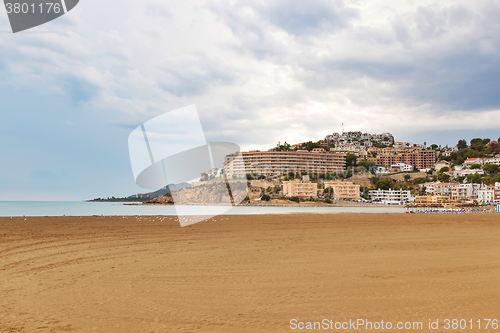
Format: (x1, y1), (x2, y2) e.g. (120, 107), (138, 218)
(1, 214), (500, 332)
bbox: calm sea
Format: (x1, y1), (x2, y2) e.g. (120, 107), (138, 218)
(0, 201), (406, 217)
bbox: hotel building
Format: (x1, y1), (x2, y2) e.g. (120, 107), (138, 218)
(224, 151), (346, 177)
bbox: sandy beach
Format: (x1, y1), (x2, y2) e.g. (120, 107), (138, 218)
(1, 213), (500, 332)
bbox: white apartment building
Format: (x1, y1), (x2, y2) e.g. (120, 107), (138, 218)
(478, 189), (495, 203)
(368, 189), (413, 204)
(483, 157), (500, 166)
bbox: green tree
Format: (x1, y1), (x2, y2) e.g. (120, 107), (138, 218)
(345, 153), (357, 167)
(375, 179), (392, 190)
(437, 173), (450, 182)
(470, 164), (481, 169)
(395, 182), (408, 190)
(324, 197), (332, 204)
(413, 177), (427, 185)
(457, 139), (467, 150)
(358, 160), (376, 171)
(467, 173), (482, 184)
(404, 174), (411, 181)
(303, 141), (320, 151)
(483, 163), (499, 174)
(430, 144), (439, 150)
(470, 138), (485, 151)
(261, 194), (271, 201)
(271, 141), (291, 151)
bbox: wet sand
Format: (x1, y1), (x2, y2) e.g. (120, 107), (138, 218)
(1, 214), (500, 332)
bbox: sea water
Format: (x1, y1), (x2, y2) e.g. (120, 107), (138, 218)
(0, 201), (406, 216)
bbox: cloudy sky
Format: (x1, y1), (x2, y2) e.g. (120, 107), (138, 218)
(1, 0), (500, 200)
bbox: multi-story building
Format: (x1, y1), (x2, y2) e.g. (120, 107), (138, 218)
(224, 151), (346, 178)
(451, 183), (484, 202)
(319, 140), (329, 149)
(376, 149), (438, 169)
(478, 189), (495, 203)
(421, 181), (460, 196)
(368, 189), (413, 204)
(495, 182), (500, 202)
(360, 132), (372, 141)
(283, 179), (318, 198)
(323, 180), (360, 200)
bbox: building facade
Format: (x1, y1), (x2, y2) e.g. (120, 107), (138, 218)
(368, 189), (413, 204)
(451, 183), (484, 202)
(376, 149), (438, 169)
(478, 189), (495, 203)
(283, 179), (318, 198)
(421, 181), (460, 196)
(323, 180), (360, 200)
(224, 151), (346, 177)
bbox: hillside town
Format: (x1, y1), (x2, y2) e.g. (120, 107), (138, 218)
(220, 131), (500, 206)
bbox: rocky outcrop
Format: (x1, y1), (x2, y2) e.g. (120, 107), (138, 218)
(145, 193), (174, 204)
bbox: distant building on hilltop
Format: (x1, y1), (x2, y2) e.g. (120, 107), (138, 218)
(325, 131), (394, 144)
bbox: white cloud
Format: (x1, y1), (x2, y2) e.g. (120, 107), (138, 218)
(1, 0), (500, 154)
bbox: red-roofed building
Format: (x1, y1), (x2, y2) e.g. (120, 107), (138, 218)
(463, 158), (483, 166)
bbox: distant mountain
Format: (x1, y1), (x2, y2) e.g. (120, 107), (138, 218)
(129, 183), (190, 198)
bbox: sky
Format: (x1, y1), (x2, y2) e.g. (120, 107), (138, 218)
(1, 0), (500, 200)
